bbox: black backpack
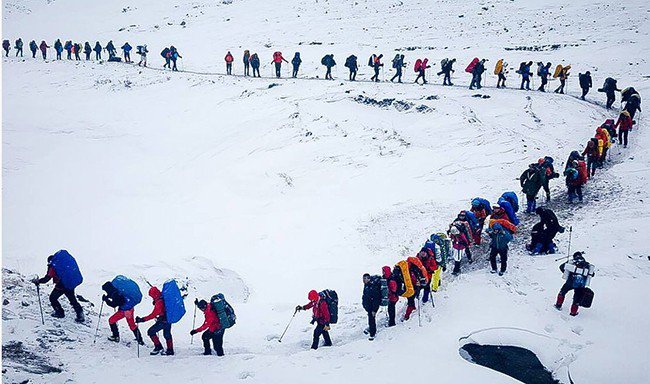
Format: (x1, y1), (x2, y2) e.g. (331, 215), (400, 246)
(368, 55), (374, 67)
(517, 62), (526, 74)
(321, 55), (328, 66)
(319, 290), (338, 324)
(391, 266), (406, 296)
(161, 48), (169, 58)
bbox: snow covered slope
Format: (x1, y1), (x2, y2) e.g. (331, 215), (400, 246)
(3, 0), (650, 383)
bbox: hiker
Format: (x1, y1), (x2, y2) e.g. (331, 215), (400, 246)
(243, 50), (251, 76)
(291, 52), (301, 78)
(73, 43), (81, 60)
(537, 62), (552, 92)
(438, 58), (455, 86)
(93, 41), (102, 60)
(64, 40), (72, 59)
(370, 54), (383, 82)
(170, 46), (182, 71)
(496, 61), (507, 88)
(582, 139), (599, 177)
(595, 127), (611, 165)
(424, 233), (450, 291)
(190, 299), (224, 356)
(101, 279), (144, 345)
(530, 207), (564, 254)
(83, 42), (91, 60)
(520, 162), (546, 214)
(361, 274), (382, 340)
(414, 58), (430, 85)
(31, 251), (84, 323)
(486, 223), (513, 276)
(599, 77), (619, 109)
(161, 47), (170, 68)
(390, 54), (406, 83)
(14, 38), (23, 57)
(554, 65), (570, 94)
(615, 110), (633, 148)
(121, 42), (132, 63)
(2, 39), (10, 57)
(469, 59), (486, 90)
(271, 51), (288, 78)
(29, 40), (37, 58)
(322, 54), (336, 80)
(296, 290), (332, 350)
(54, 39), (62, 59)
(417, 249), (438, 303)
(449, 225), (471, 275)
(105, 40), (116, 58)
(489, 205), (518, 234)
(345, 55), (358, 81)
(563, 160), (587, 203)
(39, 40), (49, 59)
(622, 88), (641, 120)
(528, 222), (550, 255)
(225, 51), (234, 75)
(403, 258), (427, 321)
(470, 197), (492, 231)
(518, 61), (533, 90)
(565, 151), (583, 171)
(136, 286), (174, 355)
(555, 252), (594, 316)
(250, 53), (261, 77)
(137, 45), (148, 67)
(537, 157), (559, 202)
(578, 71), (592, 100)
(382, 266), (398, 327)
(498, 192), (520, 226)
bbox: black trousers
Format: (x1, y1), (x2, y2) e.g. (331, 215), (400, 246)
(325, 66), (332, 79)
(16, 48), (23, 57)
(202, 329), (225, 355)
(619, 129), (629, 146)
(581, 87), (589, 99)
(559, 281), (584, 305)
(371, 67), (380, 81)
(387, 301), (396, 326)
(244, 62), (250, 76)
(253, 67), (260, 77)
(124, 52), (130, 62)
(31, 49), (37, 58)
(292, 65), (299, 78)
(497, 73), (506, 87)
(555, 78), (566, 93)
(520, 77), (530, 90)
(349, 69), (357, 81)
(606, 92), (615, 109)
(489, 248), (508, 272)
(148, 320), (172, 340)
(538, 76), (548, 91)
(391, 68), (403, 82)
(443, 72), (452, 85)
(311, 323), (332, 349)
(274, 62), (281, 77)
(413, 70), (425, 84)
(226, 63), (232, 75)
(366, 311), (377, 337)
(96, 52), (101, 60)
(50, 288), (83, 316)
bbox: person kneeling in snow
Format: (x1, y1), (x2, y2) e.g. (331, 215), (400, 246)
(296, 290), (332, 350)
(190, 299), (224, 356)
(136, 286), (174, 355)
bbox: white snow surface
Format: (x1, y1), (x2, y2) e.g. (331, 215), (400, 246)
(2, 0), (650, 383)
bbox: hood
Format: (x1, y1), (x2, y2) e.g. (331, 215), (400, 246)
(102, 281), (117, 295)
(382, 266), (392, 279)
(149, 286), (162, 300)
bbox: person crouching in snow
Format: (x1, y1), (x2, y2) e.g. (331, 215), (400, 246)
(136, 286), (174, 355)
(190, 299), (224, 356)
(486, 223), (513, 276)
(555, 252), (595, 316)
(449, 225), (471, 275)
(296, 290), (331, 350)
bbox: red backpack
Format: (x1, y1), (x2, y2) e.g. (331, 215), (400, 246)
(577, 161), (589, 185)
(414, 59), (422, 72)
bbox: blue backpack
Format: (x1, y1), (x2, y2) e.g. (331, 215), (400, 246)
(464, 210), (480, 230)
(498, 198), (520, 226)
(162, 280), (186, 324)
(471, 197), (492, 215)
(500, 192), (519, 212)
(111, 275), (142, 311)
(50, 250), (83, 290)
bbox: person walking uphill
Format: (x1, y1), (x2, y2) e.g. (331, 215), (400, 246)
(579, 71), (592, 100)
(322, 54), (336, 80)
(190, 299), (224, 356)
(390, 54), (406, 83)
(599, 77), (619, 109)
(102, 278), (144, 345)
(39, 40), (49, 60)
(271, 51), (288, 78)
(520, 162), (545, 214)
(170, 46), (182, 71)
(537, 62), (552, 92)
(414, 58), (430, 85)
(121, 42), (132, 63)
(137, 44), (148, 67)
(518, 61), (533, 90)
(345, 55), (358, 81)
(291, 52), (301, 78)
(243, 50), (251, 76)
(31, 250), (85, 323)
(361, 274), (382, 341)
(438, 58), (456, 86)
(469, 59), (486, 90)
(296, 290), (332, 350)
(225, 51), (234, 75)
(29, 40), (37, 58)
(555, 252), (595, 316)
(615, 110), (633, 148)
(136, 286), (174, 355)
(486, 223), (513, 276)
(14, 38), (23, 57)
(370, 54), (384, 82)
(382, 266), (399, 327)
(554, 65), (570, 94)
(250, 53), (261, 77)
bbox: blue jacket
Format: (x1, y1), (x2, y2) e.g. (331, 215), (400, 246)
(487, 223), (513, 251)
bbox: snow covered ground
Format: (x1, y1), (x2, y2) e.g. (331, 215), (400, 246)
(3, 0), (650, 383)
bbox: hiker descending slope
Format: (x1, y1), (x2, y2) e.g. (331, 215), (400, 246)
(345, 55), (358, 81)
(369, 54), (384, 82)
(225, 51), (234, 75)
(555, 252), (595, 316)
(271, 51), (288, 78)
(102, 276), (144, 345)
(438, 58), (456, 86)
(382, 266), (399, 327)
(486, 223), (513, 276)
(291, 52), (301, 78)
(31, 250), (85, 323)
(361, 273), (382, 340)
(296, 290), (335, 350)
(390, 54), (406, 83)
(136, 281), (185, 356)
(190, 298), (224, 356)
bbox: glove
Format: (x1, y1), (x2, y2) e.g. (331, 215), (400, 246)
(31, 278), (40, 285)
(323, 325), (331, 331)
(310, 318), (316, 325)
(442, 265), (447, 272)
(295, 305), (302, 312)
(102, 294), (108, 301)
(190, 330), (197, 336)
(559, 226), (566, 234)
(135, 316), (143, 323)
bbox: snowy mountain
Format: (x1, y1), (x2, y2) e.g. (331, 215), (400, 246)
(3, 0), (650, 383)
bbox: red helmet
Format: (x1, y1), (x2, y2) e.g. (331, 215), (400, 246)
(308, 290), (319, 302)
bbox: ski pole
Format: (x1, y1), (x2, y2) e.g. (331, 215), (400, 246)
(93, 300), (104, 343)
(191, 300), (197, 344)
(35, 283), (45, 325)
(554, 226), (573, 262)
(417, 296), (422, 327)
(278, 309), (298, 343)
(137, 336), (140, 358)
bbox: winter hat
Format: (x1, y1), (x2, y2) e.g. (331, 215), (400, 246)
(363, 273), (371, 279)
(197, 300), (208, 310)
(308, 290), (319, 302)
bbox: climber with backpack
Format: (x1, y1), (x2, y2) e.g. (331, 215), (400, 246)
(190, 298), (225, 356)
(225, 51), (234, 75)
(537, 157), (559, 202)
(486, 222), (513, 276)
(417, 249), (438, 303)
(615, 110), (633, 148)
(390, 54), (406, 83)
(14, 38), (23, 57)
(83, 42), (92, 60)
(250, 53), (261, 77)
(291, 52), (301, 78)
(170, 46), (182, 71)
(271, 51), (288, 78)
(344, 54), (358, 81)
(321, 54), (336, 80)
(449, 225), (472, 275)
(382, 266), (399, 327)
(578, 71), (592, 100)
(29, 40), (37, 58)
(517, 61), (533, 90)
(520, 162), (546, 214)
(296, 290), (333, 350)
(528, 207), (564, 254)
(554, 65), (570, 94)
(537, 62), (552, 92)
(102, 276), (145, 345)
(136, 280), (185, 356)
(361, 274), (383, 340)
(469, 59), (487, 90)
(438, 58), (456, 86)
(369, 54), (383, 82)
(161, 47), (170, 68)
(243, 50), (251, 76)
(563, 160), (586, 203)
(424, 233), (450, 291)
(31, 250), (85, 323)
(622, 87), (641, 120)
(414, 58), (431, 85)
(581, 139), (599, 177)
(497, 192), (520, 226)
(598, 77), (619, 109)
(555, 252), (595, 316)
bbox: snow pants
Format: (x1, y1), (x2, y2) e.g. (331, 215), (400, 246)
(202, 329), (225, 355)
(489, 248), (508, 273)
(50, 287), (83, 317)
(311, 323), (332, 349)
(109, 308), (137, 331)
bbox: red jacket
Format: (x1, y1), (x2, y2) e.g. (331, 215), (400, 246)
(615, 114), (633, 131)
(418, 253), (438, 279)
(382, 266), (399, 303)
(141, 287), (166, 322)
(194, 305), (221, 332)
(39, 42), (49, 52)
(225, 53), (233, 63)
(303, 299), (330, 325)
(272, 52), (287, 63)
(38, 265), (62, 288)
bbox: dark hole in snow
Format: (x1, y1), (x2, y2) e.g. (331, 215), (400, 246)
(460, 344), (560, 384)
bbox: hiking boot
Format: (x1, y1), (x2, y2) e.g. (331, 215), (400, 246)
(133, 329), (145, 346)
(368, 336), (375, 341)
(51, 311), (65, 318)
(323, 342), (332, 347)
(490, 269), (497, 274)
(107, 335), (120, 343)
(570, 304), (579, 316)
(150, 346), (163, 355)
(555, 294), (564, 310)
(498, 271), (505, 276)
(203, 349), (212, 355)
(161, 349), (174, 356)
(75, 312), (85, 323)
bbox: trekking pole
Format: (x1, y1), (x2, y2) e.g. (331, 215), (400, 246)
(554, 226), (573, 262)
(137, 336), (140, 358)
(190, 300), (197, 344)
(35, 283), (45, 325)
(417, 296), (422, 327)
(93, 300), (104, 343)
(278, 309), (298, 343)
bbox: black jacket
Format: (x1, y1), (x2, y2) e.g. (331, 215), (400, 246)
(362, 279), (382, 313)
(102, 282), (125, 309)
